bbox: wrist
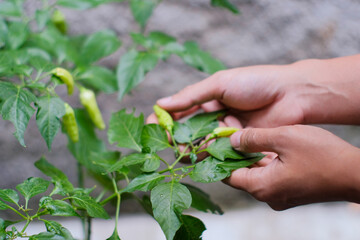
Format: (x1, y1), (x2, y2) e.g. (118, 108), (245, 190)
(287, 55), (360, 124)
(341, 147), (360, 203)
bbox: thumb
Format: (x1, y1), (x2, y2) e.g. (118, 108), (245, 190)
(157, 73), (224, 112)
(230, 128), (285, 153)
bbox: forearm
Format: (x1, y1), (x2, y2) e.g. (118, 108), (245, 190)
(289, 55), (360, 124)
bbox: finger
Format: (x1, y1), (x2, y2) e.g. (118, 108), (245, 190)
(201, 100), (225, 112)
(157, 74), (225, 112)
(146, 113), (158, 124)
(172, 105), (200, 120)
(252, 154), (275, 167)
(223, 167), (264, 192)
(224, 115), (243, 129)
(230, 128), (286, 153)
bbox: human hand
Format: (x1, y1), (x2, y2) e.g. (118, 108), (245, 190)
(226, 125), (360, 210)
(148, 64), (306, 128)
(148, 55), (360, 127)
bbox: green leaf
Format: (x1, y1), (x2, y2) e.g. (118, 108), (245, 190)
(0, 19), (7, 48)
(71, 192), (109, 219)
(173, 122), (192, 144)
(141, 153), (160, 172)
(217, 156), (264, 172)
(90, 151), (121, 174)
(151, 182), (192, 240)
(116, 49), (158, 100)
(131, 31), (176, 50)
(42, 220), (74, 240)
(185, 111), (224, 141)
(211, 0), (239, 14)
(6, 21), (29, 50)
(108, 109), (144, 151)
(178, 41), (226, 74)
(206, 137), (245, 161)
(0, 218), (6, 239)
(36, 96), (65, 150)
(79, 30), (121, 66)
(0, 200), (9, 210)
(0, 189), (19, 206)
(190, 157), (228, 183)
(29, 232), (66, 240)
(77, 66), (118, 94)
(0, 0), (23, 17)
(28, 25), (68, 63)
(130, 0), (158, 28)
(16, 177), (50, 202)
(106, 152), (157, 173)
(57, 0), (115, 10)
(40, 198), (79, 217)
(106, 230), (121, 240)
(0, 83), (36, 147)
(35, 157), (74, 196)
(141, 124), (171, 152)
(183, 184), (223, 214)
(124, 173), (165, 193)
(35, 9), (50, 30)
(174, 215), (206, 240)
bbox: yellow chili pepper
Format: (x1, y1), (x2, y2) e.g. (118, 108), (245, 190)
(79, 87), (106, 130)
(62, 103), (79, 142)
(51, 68), (74, 95)
(153, 105), (174, 132)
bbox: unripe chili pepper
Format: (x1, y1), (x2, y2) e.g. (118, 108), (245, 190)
(153, 105), (174, 132)
(62, 103), (79, 142)
(209, 127), (240, 139)
(51, 9), (67, 34)
(51, 68), (74, 95)
(79, 87), (106, 130)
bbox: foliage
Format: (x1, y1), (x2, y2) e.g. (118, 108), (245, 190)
(0, 0), (251, 240)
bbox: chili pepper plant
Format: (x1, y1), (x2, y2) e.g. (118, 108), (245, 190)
(0, 1), (263, 239)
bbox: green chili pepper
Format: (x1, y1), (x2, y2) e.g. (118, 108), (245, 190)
(79, 87), (106, 130)
(153, 104), (174, 132)
(51, 9), (67, 34)
(62, 103), (79, 143)
(210, 127), (240, 139)
(51, 68), (74, 95)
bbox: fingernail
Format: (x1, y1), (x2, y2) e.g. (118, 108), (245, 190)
(157, 96), (172, 105)
(230, 130), (243, 151)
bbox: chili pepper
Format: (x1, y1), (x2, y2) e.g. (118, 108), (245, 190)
(153, 105), (174, 132)
(210, 127), (240, 138)
(51, 9), (67, 34)
(62, 103), (79, 142)
(79, 87), (106, 130)
(51, 68), (74, 95)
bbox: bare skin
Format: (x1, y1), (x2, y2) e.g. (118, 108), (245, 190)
(147, 55), (360, 209)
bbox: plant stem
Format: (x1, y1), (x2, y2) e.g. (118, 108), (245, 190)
(170, 133), (179, 153)
(86, 217), (92, 240)
(100, 192), (117, 206)
(194, 137), (214, 152)
(96, 189), (107, 202)
(159, 157), (171, 169)
(111, 176), (121, 235)
(6, 205), (27, 220)
(21, 219), (31, 234)
(170, 145), (190, 169)
(77, 162), (87, 239)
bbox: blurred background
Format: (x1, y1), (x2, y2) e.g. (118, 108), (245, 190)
(2, 0), (360, 239)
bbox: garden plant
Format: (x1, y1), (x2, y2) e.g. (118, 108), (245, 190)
(0, 0), (264, 239)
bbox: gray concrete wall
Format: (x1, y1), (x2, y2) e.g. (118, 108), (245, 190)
(1, 0), (360, 215)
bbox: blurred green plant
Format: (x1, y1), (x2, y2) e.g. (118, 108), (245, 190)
(0, 0), (256, 240)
